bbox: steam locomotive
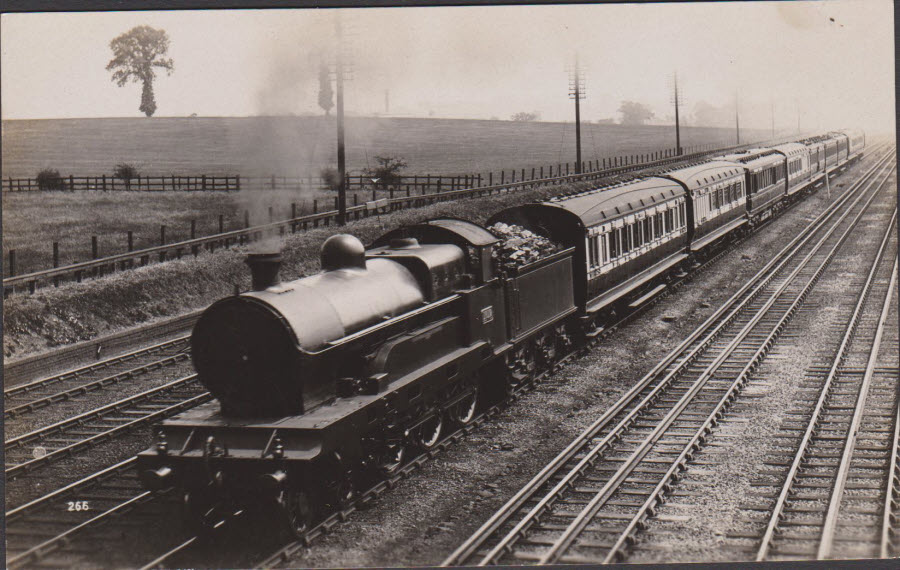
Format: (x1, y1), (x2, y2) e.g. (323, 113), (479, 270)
(138, 130), (864, 534)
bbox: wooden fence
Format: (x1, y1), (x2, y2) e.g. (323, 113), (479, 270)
(3, 136), (796, 296)
(2, 142), (725, 193)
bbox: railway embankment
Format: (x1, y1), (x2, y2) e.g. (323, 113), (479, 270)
(3, 178), (604, 360)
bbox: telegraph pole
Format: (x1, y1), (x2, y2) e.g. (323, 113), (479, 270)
(770, 99), (775, 140)
(735, 91), (740, 145)
(568, 57), (585, 174)
(673, 72), (682, 155)
(335, 13), (347, 225)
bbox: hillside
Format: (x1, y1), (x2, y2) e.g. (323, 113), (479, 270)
(1, 116), (769, 179)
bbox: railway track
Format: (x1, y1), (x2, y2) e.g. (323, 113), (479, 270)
(738, 209), (899, 560)
(441, 146), (895, 566)
(4, 336), (191, 421)
(4, 374), (211, 480)
(4, 146), (882, 569)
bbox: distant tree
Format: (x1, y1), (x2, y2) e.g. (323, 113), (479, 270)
(511, 111), (540, 122)
(36, 168), (66, 191)
(364, 155), (408, 189)
(114, 162), (140, 190)
(106, 26), (174, 117)
(618, 101), (654, 126)
(318, 63), (334, 116)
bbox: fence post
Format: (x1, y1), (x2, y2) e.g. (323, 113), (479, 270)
(531, 167), (535, 180)
(500, 170), (505, 184)
(244, 210), (250, 228)
(313, 200), (318, 214)
(291, 203), (297, 219)
(334, 196), (339, 210)
(540, 166), (544, 178)
(92, 236), (98, 259)
(69, 175), (75, 191)
(102, 174), (107, 191)
(489, 172), (493, 185)
(236, 175), (241, 191)
(511, 170), (516, 183)
(219, 214), (224, 234)
(202, 175), (207, 191)
(478, 174), (482, 186)
(127, 231), (133, 252)
(53, 242), (59, 286)
(268, 206), (273, 222)
(8, 249), (15, 277)
(191, 219), (196, 239)
(160, 225), (166, 245)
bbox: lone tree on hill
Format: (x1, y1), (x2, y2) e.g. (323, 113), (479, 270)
(106, 26), (174, 117)
(618, 101), (654, 125)
(318, 63), (334, 116)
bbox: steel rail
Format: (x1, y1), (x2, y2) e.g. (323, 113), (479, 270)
(818, 259), (899, 559)
(5, 351), (191, 419)
(8, 490), (154, 568)
(5, 335), (190, 399)
(537, 162), (894, 565)
(754, 199), (899, 560)
(604, 209), (898, 565)
(441, 143), (894, 567)
(5, 375), (210, 477)
(6, 457), (138, 522)
(1, 137), (803, 294)
(882, 370), (900, 559)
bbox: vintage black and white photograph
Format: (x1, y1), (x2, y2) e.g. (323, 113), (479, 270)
(2, 0), (897, 567)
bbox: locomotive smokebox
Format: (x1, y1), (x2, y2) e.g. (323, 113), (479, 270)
(246, 251), (283, 291)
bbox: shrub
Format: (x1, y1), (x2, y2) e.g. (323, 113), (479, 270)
(36, 168), (67, 191)
(114, 163), (140, 190)
(320, 167), (342, 191)
(364, 155), (408, 190)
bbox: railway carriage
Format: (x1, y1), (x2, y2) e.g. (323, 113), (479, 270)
(772, 142), (812, 196)
(716, 149), (786, 223)
(660, 162), (748, 252)
(487, 177), (689, 330)
(843, 128), (866, 160)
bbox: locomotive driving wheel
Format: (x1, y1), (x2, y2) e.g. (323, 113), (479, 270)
(413, 414), (443, 449)
(380, 442), (406, 476)
(450, 389), (478, 425)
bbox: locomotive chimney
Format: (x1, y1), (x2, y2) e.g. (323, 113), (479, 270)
(245, 251), (282, 291)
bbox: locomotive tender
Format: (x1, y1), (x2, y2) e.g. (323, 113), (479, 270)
(138, 130), (864, 533)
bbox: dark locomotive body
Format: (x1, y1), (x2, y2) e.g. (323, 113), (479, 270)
(137, 130), (863, 532)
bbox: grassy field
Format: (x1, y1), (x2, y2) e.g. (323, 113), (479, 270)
(2, 116), (771, 276)
(1, 187), (398, 275)
(1, 116), (770, 179)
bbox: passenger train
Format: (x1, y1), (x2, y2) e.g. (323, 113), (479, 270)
(137, 129), (864, 534)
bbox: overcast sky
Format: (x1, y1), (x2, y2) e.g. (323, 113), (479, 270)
(1, 1), (894, 132)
